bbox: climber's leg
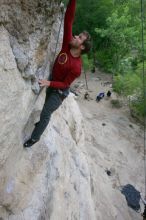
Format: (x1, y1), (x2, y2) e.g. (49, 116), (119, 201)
(32, 91), (63, 140)
(23, 91), (63, 148)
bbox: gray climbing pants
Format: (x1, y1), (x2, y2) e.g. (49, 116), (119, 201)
(31, 88), (66, 141)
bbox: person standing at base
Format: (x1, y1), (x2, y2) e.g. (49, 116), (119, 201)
(24, 0), (91, 148)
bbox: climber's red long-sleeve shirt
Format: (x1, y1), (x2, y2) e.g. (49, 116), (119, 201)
(50, 0), (82, 90)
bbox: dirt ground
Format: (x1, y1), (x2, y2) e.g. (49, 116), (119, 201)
(71, 68), (145, 220)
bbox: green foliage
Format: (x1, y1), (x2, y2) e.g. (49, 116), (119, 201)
(113, 72), (142, 96)
(69, 0), (146, 117)
(113, 71), (146, 116)
(110, 99), (122, 108)
(130, 96), (146, 117)
(82, 55), (93, 71)
(62, 0), (68, 5)
(95, 49), (113, 72)
(73, 0), (114, 49)
(95, 5), (141, 73)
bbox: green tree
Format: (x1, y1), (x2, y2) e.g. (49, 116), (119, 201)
(95, 5), (140, 73)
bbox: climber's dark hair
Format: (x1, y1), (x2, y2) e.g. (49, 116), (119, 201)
(81, 31), (92, 54)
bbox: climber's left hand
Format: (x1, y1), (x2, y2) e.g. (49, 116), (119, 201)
(39, 80), (50, 87)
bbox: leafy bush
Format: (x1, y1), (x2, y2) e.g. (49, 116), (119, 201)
(82, 54), (93, 71)
(113, 72), (141, 96)
(113, 71), (146, 116)
(130, 95), (145, 117)
(110, 99), (122, 108)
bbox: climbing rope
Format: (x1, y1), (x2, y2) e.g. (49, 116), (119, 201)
(34, 2), (64, 101)
(36, 3), (64, 83)
(140, 0), (146, 218)
(83, 69), (90, 100)
(37, 2), (64, 93)
(34, 2), (64, 99)
(83, 69), (88, 90)
(36, 3), (64, 97)
(49, 3), (64, 80)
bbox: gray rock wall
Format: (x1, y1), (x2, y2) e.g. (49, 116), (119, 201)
(0, 1), (144, 220)
(0, 1), (67, 219)
(0, 0), (63, 92)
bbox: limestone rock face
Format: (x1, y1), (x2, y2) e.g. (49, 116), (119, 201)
(0, 1), (144, 220)
(0, 0), (64, 93)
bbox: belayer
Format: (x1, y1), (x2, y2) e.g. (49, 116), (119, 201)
(24, 0), (92, 147)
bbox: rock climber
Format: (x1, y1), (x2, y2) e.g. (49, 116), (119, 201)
(24, 0), (92, 147)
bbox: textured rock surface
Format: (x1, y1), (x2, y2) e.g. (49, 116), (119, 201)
(0, 92), (91, 220)
(0, 0), (64, 92)
(0, 1), (144, 220)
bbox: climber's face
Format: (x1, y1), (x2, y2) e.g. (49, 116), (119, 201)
(69, 32), (87, 50)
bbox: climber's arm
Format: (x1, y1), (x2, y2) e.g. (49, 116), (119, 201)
(39, 70), (80, 90)
(62, 0), (76, 49)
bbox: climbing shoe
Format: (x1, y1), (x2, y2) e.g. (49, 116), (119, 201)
(23, 138), (38, 148)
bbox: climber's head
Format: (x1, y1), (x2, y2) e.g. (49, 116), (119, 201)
(69, 31), (91, 54)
